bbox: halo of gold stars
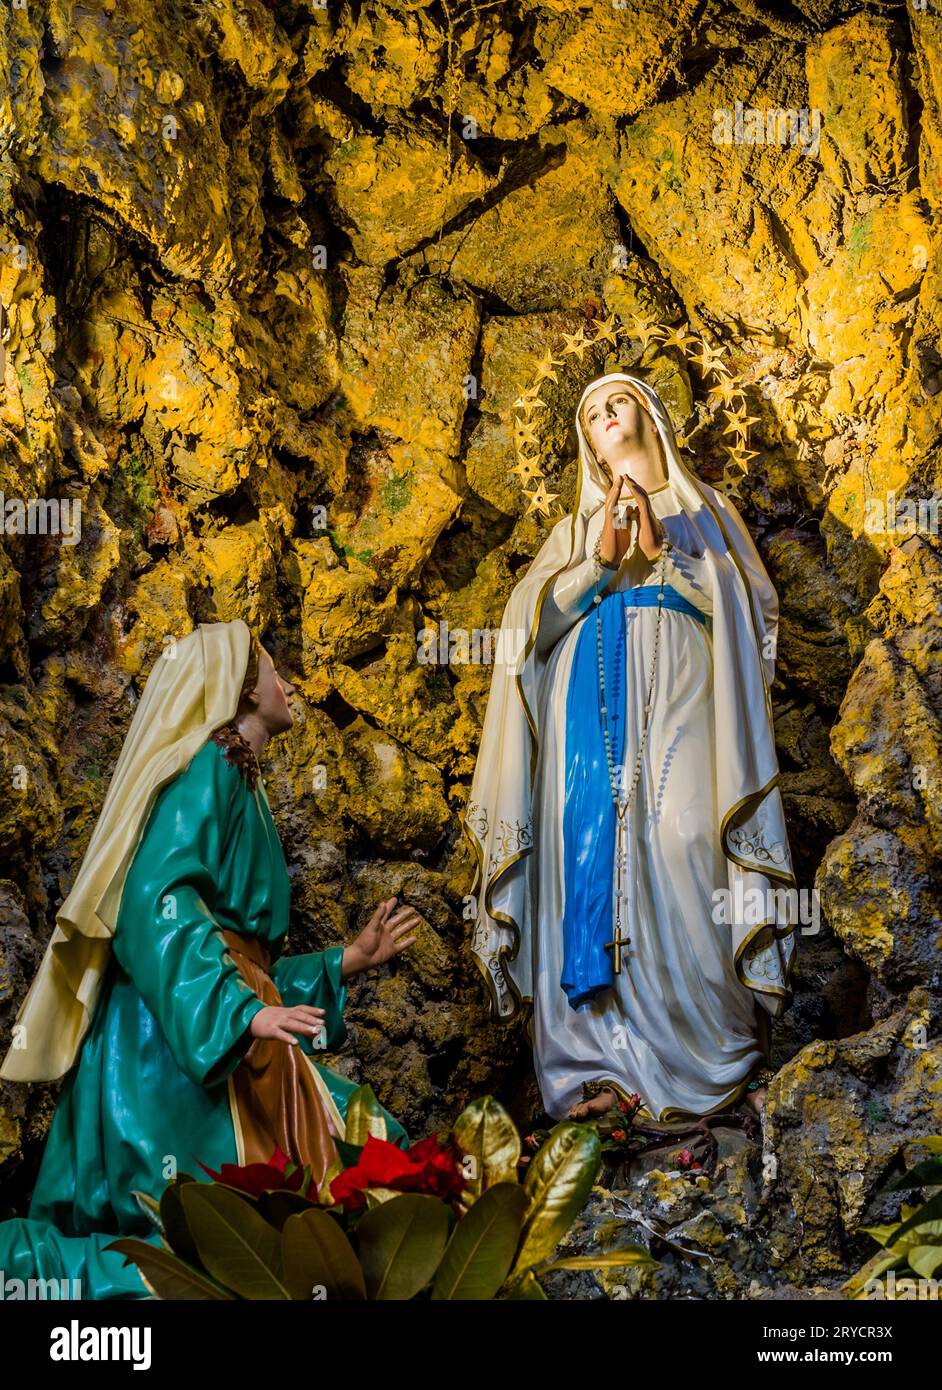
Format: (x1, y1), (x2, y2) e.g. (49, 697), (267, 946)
(500, 309), (764, 518)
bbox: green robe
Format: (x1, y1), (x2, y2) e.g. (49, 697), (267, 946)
(0, 740), (407, 1299)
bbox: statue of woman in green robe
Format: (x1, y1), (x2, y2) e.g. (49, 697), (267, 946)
(0, 620), (417, 1299)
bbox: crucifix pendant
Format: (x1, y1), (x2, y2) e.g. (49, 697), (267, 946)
(606, 809), (630, 974)
(605, 928), (630, 973)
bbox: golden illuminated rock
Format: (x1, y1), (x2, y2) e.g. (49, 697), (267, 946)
(806, 14), (910, 193)
(325, 126), (493, 265)
(36, 0), (239, 287)
(530, 0), (699, 123)
(430, 124), (621, 312)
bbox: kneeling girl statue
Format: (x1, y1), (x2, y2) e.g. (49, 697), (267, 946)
(0, 620), (417, 1297)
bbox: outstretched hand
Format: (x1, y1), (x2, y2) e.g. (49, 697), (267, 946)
(342, 896), (420, 980)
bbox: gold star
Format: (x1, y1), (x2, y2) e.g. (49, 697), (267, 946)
(500, 403), (530, 429)
(708, 378), (747, 409)
(590, 312), (620, 346)
(514, 420), (540, 450)
(509, 454), (544, 484)
(626, 314), (666, 350)
(534, 352), (562, 385)
(689, 341), (730, 376)
(725, 444), (760, 468)
(524, 479), (558, 517)
(507, 392), (547, 422)
(722, 410), (761, 438)
(560, 328), (591, 357)
(661, 323), (700, 354)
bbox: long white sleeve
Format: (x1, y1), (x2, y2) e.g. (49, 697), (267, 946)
(535, 553), (617, 656)
(646, 540), (713, 618)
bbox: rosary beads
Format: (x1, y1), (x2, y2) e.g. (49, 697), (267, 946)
(591, 527), (670, 973)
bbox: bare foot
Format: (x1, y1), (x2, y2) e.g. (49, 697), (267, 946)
(744, 1085), (766, 1116)
(569, 1087), (618, 1121)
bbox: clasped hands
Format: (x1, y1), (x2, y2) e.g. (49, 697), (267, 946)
(250, 897), (420, 1046)
(598, 474), (666, 567)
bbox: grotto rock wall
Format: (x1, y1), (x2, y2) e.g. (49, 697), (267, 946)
(1, 0), (941, 1292)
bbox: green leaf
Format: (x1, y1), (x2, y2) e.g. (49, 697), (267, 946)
(159, 1175), (199, 1262)
(357, 1194), (449, 1300)
(907, 1243), (942, 1279)
(541, 1247), (658, 1273)
(333, 1139), (365, 1168)
(180, 1184), (288, 1299)
(511, 1122), (601, 1276)
(344, 1085), (388, 1146)
(883, 1159), (942, 1191)
(859, 1222), (906, 1247)
(362, 1185), (404, 1209)
(281, 1209), (366, 1300)
(501, 1269), (547, 1300)
(432, 1183), (528, 1301)
(887, 1191), (942, 1245)
(860, 1213), (942, 1259)
(105, 1239), (233, 1300)
(258, 1189), (317, 1231)
(449, 1096), (521, 1208)
(131, 1189), (164, 1236)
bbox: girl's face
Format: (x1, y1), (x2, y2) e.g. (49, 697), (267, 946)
(251, 649), (295, 733)
(581, 384), (647, 467)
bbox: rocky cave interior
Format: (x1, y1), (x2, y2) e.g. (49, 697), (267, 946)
(0, 0), (941, 1296)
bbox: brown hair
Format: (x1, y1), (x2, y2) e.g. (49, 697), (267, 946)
(210, 631), (262, 789)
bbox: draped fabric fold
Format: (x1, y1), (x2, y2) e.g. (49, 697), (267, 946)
(561, 583), (625, 1006)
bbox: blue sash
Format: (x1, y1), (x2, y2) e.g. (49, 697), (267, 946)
(560, 585), (706, 1008)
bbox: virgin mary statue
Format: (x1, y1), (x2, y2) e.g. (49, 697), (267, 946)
(462, 371), (798, 1124)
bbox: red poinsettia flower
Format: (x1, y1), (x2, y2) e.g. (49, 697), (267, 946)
(330, 1134), (467, 1211)
(198, 1145), (316, 1199)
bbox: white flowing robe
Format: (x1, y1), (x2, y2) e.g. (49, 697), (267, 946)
(530, 482), (765, 1121)
(464, 372), (798, 1127)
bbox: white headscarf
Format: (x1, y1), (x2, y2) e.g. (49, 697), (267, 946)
(1, 621), (252, 1082)
(463, 371), (797, 1022)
